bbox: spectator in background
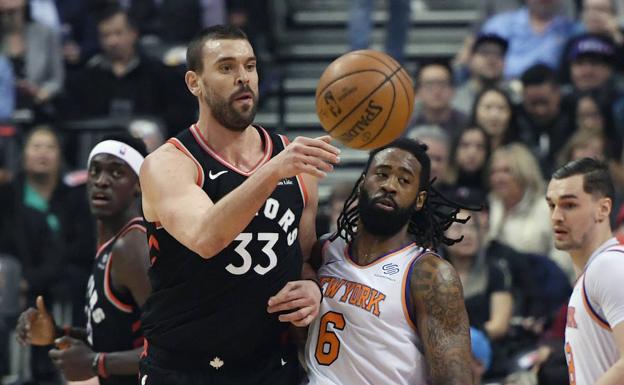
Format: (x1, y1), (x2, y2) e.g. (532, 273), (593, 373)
(453, 33), (511, 115)
(559, 0), (624, 81)
(471, 87), (517, 151)
(409, 61), (467, 139)
(481, 0), (575, 79)
(557, 129), (607, 168)
(567, 34), (618, 93)
(62, 6), (196, 137)
(572, 92), (621, 156)
(487, 143), (574, 280)
(348, 0), (410, 63)
(516, 64), (574, 175)
(56, 0), (100, 67)
(0, 54), (14, 120)
(2, 126), (94, 326)
(0, 0), (64, 120)
(470, 327), (493, 385)
(444, 208), (513, 341)
(407, 124), (453, 191)
(449, 125), (491, 192)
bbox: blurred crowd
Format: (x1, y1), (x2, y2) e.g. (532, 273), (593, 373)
(0, 0), (623, 384)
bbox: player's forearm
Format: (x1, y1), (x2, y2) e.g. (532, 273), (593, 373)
(194, 164), (281, 258)
(55, 325), (88, 342)
(99, 348), (143, 376)
(597, 358), (624, 385)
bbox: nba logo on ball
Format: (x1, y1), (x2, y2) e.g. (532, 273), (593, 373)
(315, 50), (415, 150)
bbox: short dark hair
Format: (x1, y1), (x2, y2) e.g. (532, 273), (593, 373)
(101, 133), (148, 158)
(415, 59), (453, 88)
(186, 25), (249, 73)
(96, 6), (138, 30)
(521, 63), (558, 87)
(552, 158), (615, 201)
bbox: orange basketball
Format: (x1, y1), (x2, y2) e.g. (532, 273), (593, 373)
(315, 50), (415, 150)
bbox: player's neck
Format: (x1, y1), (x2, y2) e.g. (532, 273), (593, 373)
(351, 227), (412, 265)
(569, 225), (614, 271)
(97, 204), (140, 243)
(195, 116), (263, 170)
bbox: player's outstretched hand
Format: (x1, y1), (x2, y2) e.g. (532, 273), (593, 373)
(16, 295), (56, 346)
(268, 135), (340, 179)
(49, 336), (96, 381)
(267, 280), (322, 327)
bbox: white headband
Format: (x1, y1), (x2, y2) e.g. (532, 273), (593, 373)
(88, 140), (145, 176)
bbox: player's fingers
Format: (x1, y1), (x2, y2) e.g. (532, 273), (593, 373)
(298, 163), (327, 179)
(268, 282), (298, 307)
(267, 298), (308, 314)
(278, 306), (313, 323)
(309, 136), (341, 155)
(36, 295), (49, 315)
(48, 348), (63, 360)
(291, 313), (317, 327)
(298, 145), (340, 165)
(301, 156), (334, 173)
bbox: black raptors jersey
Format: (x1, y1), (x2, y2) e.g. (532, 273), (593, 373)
(141, 125), (306, 365)
(86, 217), (145, 385)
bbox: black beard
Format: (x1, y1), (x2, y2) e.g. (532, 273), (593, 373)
(205, 85), (257, 131)
(358, 188), (414, 236)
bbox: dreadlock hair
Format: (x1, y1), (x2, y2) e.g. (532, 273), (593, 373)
(331, 137), (476, 250)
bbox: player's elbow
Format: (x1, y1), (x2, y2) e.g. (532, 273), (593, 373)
(193, 235), (228, 259)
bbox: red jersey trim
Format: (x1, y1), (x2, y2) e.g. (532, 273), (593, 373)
(189, 124), (272, 176)
(167, 138), (205, 188)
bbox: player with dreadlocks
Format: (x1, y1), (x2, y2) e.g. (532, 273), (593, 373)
(302, 137), (473, 385)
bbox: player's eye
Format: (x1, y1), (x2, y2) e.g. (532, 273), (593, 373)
(246, 62), (256, 71)
(219, 64), (232, 72)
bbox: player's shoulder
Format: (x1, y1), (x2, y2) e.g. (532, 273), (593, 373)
(140, 142), (195, 179)
(411, 251), (458, 283)
(587, 243), (624, 277)
(111, 224), (148, 261)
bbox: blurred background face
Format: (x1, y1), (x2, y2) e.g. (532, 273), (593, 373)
(582, 0), (615, 34)
(456, 128), (488, 173)
(23, 130), (61, 177)
(571, 136), (605, 161)
(576, 96), (604, 132)
(527, 0), (562, 18)
(446, 210), (480, 258)
(522, 83), (561, 125)
(420, 137), (449, 183)
(0, 0), (25, 31)
(571, 57), (613, 91)
(470, 42), (505, 83)
(476, 90), (511, 139)
(489, 154), (523, 203)
(418, 65), (453, 111)
(98, 13), (138, 61)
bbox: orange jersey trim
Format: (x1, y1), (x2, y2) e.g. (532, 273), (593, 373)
(581, 275), (611, 331)
(167, 138), (205, 187)
(190, 124), (273, 176)
(102, 223), (146, 314)
(342, 242), (418, 269)
(401, 251), (426, 332)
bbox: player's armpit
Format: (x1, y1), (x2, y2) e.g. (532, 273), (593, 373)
(596, 322), (624, 385)
(110, 230), (151, 308)
(411, 254), (473, 385)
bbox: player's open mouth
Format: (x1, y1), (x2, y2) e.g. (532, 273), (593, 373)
(91, 192), (111, 206)
(233, 92), (253, 102)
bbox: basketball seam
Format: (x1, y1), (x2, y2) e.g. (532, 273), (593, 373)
(350, 51), (413, 120)
(355, 77), (397, 149)
(353, 52), (414, 126)
(316, 69), (391, 97)
(323, 66), (404, 134)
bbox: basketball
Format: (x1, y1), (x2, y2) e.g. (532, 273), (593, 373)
(315, 50), (415, 150)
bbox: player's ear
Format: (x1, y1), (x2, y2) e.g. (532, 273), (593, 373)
(596, 196), (612, 223)
(414, 190), (427, 211)
(185, 71), (201, 97)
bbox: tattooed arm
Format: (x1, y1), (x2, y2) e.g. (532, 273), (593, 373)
(411, 253), (473, 385)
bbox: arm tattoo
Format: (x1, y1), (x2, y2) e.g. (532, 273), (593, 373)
(413, 255), (473, 385)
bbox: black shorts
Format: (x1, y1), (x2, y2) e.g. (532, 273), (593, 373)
(139, 343), (302, 385)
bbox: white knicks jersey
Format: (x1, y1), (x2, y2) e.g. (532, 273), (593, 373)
(565, 238), (624, 385)
(305, 237), (429, 385)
